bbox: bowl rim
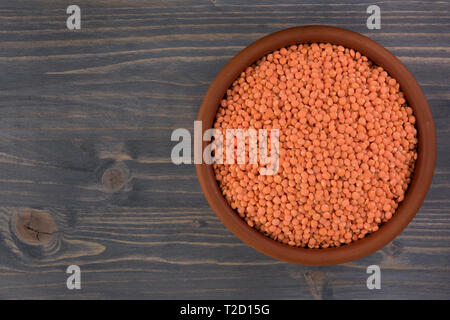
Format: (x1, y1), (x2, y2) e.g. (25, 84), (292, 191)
(195, 25), (436, 266)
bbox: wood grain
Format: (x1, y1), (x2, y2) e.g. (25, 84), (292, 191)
(0, 0), (449, 299)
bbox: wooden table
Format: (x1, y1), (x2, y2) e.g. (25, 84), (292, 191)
(0, 0), (448, 299)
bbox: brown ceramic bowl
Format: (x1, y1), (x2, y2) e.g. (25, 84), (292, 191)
(195, 25), (436, 265)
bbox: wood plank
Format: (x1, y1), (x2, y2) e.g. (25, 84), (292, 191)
(0, 0), (448, 299)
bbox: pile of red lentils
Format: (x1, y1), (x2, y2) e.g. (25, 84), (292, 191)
(213, 43), (418, 249)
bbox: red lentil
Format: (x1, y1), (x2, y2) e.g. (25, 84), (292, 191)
(213, 43), (418, 249)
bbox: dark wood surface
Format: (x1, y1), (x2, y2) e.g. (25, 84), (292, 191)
(0, 0), (448, 299)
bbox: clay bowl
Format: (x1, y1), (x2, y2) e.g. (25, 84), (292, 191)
(195, 25), (436, 265)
